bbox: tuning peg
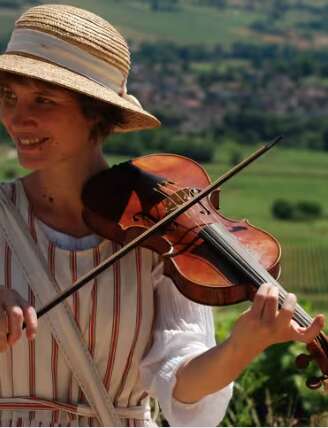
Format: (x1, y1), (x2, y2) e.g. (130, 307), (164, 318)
(295, 353), (313, 369)
(306, 376), (325, 390)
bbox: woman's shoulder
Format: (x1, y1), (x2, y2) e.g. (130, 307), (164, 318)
(0, 179), (26, 210)
(0, 178), (19, 197)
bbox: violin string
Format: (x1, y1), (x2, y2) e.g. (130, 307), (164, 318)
(200, 225), (314, 328)
(191, 194), (312, 327)
(226, 227), (313, 326)
(320, 334), (328, 356)
(317, 333), (328, 356)
(177, 206), (314, 327)
(155, 183), (314, 329)
(190, 205), (326, 350)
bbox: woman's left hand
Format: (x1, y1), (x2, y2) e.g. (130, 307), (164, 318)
(230, 283), (325, 355)
(174, 283), (325, 403)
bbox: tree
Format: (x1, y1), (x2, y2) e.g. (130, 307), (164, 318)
(149, 0), (179, 12)
(272, 199), (295, 220)
(323, 129), (328, 151)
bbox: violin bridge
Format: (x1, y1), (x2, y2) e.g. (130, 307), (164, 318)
(158, 187), (201, 215)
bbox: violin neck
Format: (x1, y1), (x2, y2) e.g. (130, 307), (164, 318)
(200, 223), (313, 329)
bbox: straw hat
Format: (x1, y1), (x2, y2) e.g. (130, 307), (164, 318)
(0, 4), (161, 133)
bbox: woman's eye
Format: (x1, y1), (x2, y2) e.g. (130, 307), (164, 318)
(36, 96), (54, 105)
(0, 87), (16, 105)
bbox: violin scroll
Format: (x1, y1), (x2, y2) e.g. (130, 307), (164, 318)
(295, 353), (313, 369)
(295, 334), (328, 392)
(306, 376), (328, 391)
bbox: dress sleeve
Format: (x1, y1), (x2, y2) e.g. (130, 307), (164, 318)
(139, 261), (233, 427)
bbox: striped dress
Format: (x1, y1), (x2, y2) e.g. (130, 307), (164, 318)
(0, 179), (233, 427)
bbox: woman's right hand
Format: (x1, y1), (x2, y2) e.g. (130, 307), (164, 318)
(0, 286), (38, 352)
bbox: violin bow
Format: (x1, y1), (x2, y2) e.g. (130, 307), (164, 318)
(24, 135), (282, 325)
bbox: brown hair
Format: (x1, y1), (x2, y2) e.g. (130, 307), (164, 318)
(75, 93), (126, 140)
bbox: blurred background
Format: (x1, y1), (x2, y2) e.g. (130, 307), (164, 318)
(1, 0), (328, 425)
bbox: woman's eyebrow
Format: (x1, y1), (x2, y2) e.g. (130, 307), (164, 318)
(0, 79), (72, 100)
(34, 85), (74, 98)
(0, 79), (63, 93)
(0, 80), (10, 87)
(34, 88), (62, 96)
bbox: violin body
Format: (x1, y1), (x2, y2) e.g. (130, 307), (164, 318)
(82, 153), (281, 306)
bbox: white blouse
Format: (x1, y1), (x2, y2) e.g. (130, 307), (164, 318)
(40, 221), (233, 427)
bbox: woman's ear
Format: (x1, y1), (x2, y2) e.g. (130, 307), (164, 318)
(89, 126), (100, 145)
(87, 113), (102, 144)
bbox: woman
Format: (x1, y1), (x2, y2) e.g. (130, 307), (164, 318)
(0, 4), (324, 427)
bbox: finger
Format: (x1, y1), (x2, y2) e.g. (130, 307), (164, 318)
(6, 305), (24, 345)
(22, 304), (38, 340)
(293, 314), (325, 343)
(277, 292), (297, 324)
(250, 283), (270, 318)
(6, 292), (37, 341)
(261, 285), (279, 323)
(0, 311), (9, 352)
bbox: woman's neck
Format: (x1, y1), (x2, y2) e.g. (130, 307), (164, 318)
(21, 151), (108, 237)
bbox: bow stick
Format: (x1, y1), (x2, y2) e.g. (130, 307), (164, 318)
(23, 135), (282, 326)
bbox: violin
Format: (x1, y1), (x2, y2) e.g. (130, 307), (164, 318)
(31, 139), (328, 390)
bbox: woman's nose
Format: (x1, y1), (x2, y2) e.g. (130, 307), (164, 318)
(10, 105), (37, 129)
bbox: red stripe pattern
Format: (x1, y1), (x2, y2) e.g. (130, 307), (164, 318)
(115, 248), (143, 405)
(48, 242), (59, 425)
(0, 182), (155, 426)
(67, 250), (78, 422)
(103, 242), (121, 392)
(27, 200), (37, 424)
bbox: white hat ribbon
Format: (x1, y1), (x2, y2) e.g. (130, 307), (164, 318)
(6, 28), (142, 107)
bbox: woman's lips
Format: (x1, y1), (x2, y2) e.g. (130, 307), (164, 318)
(16, 137), (51, 150)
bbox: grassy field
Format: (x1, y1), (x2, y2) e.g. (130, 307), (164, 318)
(0, 0), (262, 46)
(0, 0), (325, 48)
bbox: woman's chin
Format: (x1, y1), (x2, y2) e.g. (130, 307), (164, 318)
(17, 153), (47, 171)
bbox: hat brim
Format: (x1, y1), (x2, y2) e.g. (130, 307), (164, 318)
(0, 53), (161, 133)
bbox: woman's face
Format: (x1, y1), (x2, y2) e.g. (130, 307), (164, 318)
(0, 75), (99, 170)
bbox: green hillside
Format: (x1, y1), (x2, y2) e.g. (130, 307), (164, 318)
(1, 0), (328, 48)
(59, 0), (262, 46)
(0, 0), (261, 46)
